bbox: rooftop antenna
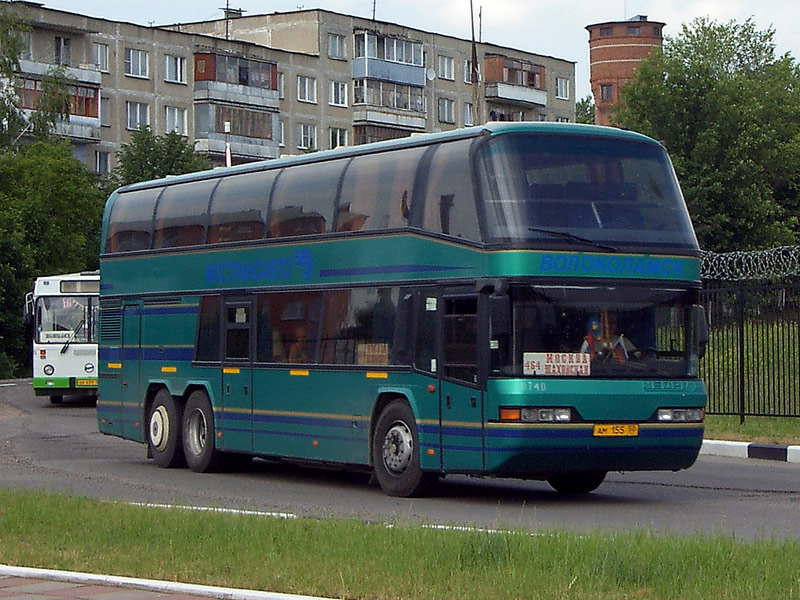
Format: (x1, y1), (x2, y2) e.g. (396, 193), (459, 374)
(372, 0), (376, 20)
(218, 0), (245, 39)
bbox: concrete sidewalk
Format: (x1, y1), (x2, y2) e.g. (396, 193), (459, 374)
(701, 439), (800, 463)
(0, 567), (331, 600)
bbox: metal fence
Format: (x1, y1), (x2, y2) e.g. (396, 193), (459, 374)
(699, 279), (800, 420)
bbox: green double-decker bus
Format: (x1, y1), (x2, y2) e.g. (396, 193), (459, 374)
(97, 122), (707, 496)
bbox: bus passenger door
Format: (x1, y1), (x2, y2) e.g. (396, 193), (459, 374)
(120, 301), (142, 439)
(437, 291), (485, 473)
(220, 297), (255, 452)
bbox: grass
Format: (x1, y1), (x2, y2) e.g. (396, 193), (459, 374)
(1, 490), (799, 600)
(704, 415), (800, 446)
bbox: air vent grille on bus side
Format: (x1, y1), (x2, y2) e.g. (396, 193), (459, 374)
(100, 308), (122, 341)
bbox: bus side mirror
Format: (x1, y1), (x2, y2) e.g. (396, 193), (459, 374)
(23, 292), (34, 327)
(490, 293), (511, 338)
(694, 305), (708, 359)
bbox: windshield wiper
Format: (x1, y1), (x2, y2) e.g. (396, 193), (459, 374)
(60, 319), (85, 354)
(528, 227), (618, 252)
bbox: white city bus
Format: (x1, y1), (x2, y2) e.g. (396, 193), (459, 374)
(24, 271), (99, 404)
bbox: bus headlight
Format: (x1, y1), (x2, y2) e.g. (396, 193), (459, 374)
(499, 407), (572, 423)
(43, 364), (55, 376)
(657, 408), (704, 422)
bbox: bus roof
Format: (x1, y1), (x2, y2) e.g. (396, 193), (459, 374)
(113, 122), (659, 195)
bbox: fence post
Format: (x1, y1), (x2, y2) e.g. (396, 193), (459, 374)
(737, 286), (746, 424)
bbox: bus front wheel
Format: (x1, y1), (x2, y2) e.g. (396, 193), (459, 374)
(182, 390), (223, 473)
(148, 389), (184, 468)
(547, 471), (607, 495)
(372, 400), (435, 497)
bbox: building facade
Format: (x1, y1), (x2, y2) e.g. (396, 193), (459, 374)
(586, 15), (664, 126)
(8, 2), (575, 172)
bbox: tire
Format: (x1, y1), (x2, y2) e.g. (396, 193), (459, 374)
(372, 400), (436, 497)
(547, 471), (607, 495)
(182, 390), (223, 473)
(148, 388), (184, 468)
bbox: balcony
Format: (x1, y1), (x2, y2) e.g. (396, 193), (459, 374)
(194, 133), (280, 162)
(352, 57), (426, 88)
(193, 80), (279, 110)
(484, 82), (547, 107)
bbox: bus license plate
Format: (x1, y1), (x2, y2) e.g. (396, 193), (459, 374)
(593, 424), (639, 437)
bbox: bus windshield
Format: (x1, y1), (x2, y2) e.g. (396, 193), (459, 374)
(477, 132), (699, 250)
(490, 285), (700, 379)
(36, 296), (97, 344)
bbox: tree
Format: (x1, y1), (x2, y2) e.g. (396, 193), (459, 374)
(575, 95), (595, 124)
(111, 127), (211, 187)
(614, 17), (800, 252)
(0, 4), (72, 148)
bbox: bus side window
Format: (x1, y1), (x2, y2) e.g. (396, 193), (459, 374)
(195, 296), (221, 362)
(336, 146), (426, 232)
(208, 170), (276, 243)
(259, 292), (322, 363)
(319, 287), (398, 365)
(420, 138), (481, 241)
(105, 188), (161, 253)
(268, 159), (347, 238)
(153, 179), (219, 249)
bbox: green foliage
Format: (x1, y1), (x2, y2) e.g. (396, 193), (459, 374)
(111, 127), (211, 187)
(575, 94), (595, 124)
(614, 17), (800, 252)
(0, 141), (104, 377)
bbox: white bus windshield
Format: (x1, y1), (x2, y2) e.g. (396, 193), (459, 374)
(36, 296), (97, 344)
(477, 132), (699, 250)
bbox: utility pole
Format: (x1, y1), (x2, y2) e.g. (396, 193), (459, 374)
(470, 0), (482, 125)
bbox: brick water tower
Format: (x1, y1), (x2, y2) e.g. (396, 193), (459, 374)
(586, 15), (664, 125)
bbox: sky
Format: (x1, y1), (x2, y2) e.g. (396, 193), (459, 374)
(39, 1), (800, 100)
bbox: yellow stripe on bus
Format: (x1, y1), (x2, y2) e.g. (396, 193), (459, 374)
(366, 372), (388, 379)
(161, 366), (177, 373)
(290, 369), (310, 376)
(107, 363), (122, 369)
(223, 367), (240, 374)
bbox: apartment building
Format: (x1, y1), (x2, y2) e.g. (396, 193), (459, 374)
(8, 2), (575, 172)
(174, 9), (576, 149)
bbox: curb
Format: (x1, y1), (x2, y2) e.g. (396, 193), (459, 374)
(701, 439), (800, 463)
(0, 565), (334, 600)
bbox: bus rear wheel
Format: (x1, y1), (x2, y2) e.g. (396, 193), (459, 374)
(372, 400), (435, 497)
(182, 390), (223, 473)
(148, 389), (184, 468)
(547, 471), (607, 495)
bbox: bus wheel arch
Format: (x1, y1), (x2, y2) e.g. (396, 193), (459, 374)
(371, 397), (436, 497)
(146, 386), (185, 468)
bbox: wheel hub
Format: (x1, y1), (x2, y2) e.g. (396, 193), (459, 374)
(382, 421), (413, 474)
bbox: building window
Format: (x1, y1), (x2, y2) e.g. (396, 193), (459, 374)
(627, 26), (641, 35)
(437, 97), (455, 124)
(125, 48), (149, 78)
(278, 120), (285, 147)
(600, 84), (613, 102)
(216, 106), (272, 139)
(378, 36), (423, 66)
(464, 60), (473, 84)
(100, 97), (110, 126)
(600, 27), (613, 36)
(556, 77), (569, 100)
(328, 33), (346, 59)
(126, 101), (149, 130)
(330, 127), (348, 149)
(54, 36), (70, 66)
(330, 81), (348, 107)
(438, 55), (454, 80)
(556, 116), (570, 123)
(298, 123), (317, 150)
(278, 72), (285, 99)
(297, 75), (317, 103)
(165, 106), (187, 135)
(95, 151), (110, 175)
(353, 79), (425, 113)
(464, 102), (474, 127)
(653, 26), (662, 36)
(70, 86), (98, 118)
(538, 113), (547, 121)
(17, 31), (31, 60)
(165, 55), (187, 83)
(92, 42), (109, 72)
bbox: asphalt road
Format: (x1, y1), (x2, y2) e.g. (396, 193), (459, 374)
(1, 378), (798, 539)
